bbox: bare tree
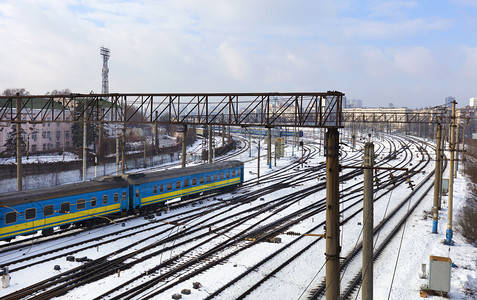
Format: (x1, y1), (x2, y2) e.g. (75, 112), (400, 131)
(2, 88), (30, 96)
(46, 88), (72, 95)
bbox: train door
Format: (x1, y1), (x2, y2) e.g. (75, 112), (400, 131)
(134, 185), (141, 210)
(121, 190), (128, 212)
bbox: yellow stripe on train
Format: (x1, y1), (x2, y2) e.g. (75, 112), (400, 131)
(0, 203), (121, 239)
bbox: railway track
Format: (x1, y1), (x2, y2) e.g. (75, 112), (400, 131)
(0, 132), (429, 300)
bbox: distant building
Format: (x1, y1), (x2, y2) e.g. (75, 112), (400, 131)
(470, 98), (477, 107)
(344, 98), (363, 108)
(445, 96), (455, 107)
(0, 98), (73, 154)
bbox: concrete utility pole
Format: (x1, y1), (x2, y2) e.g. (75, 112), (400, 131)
(208, 125), (213, 164)
(363, 142), (374, 300)
(432, 123), (442, 234)
(446, 100), (457, 245)
(121, 123), (126, 174)
(16, 96), (22, 191)
(257, 139), (261, 183)
(154, 111), (159, 153)
(455, 124), (459, 177)
(116, 123), (120, 175)
(325, 128), (340, 300)
(222, 114), (225, 147)
(82, 109), (87, 182)
(182, 125), (187, 168)
(438, 126), (445, 210)
(267, 127), (272, 168)
(249, 129), (252, 157)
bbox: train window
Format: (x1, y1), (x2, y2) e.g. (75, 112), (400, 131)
(184, 179), (190, 188)
(122, 192), (127, 201)
(153, 186), (157, 194)
(167, 182), (172, 191)
(77, 199), (86, 210)
(192, 178), (197, 186)
(206, 175), (211, 183)
(5, 212), (16, 224)
(43, 205), (54, 216)
(114, 193), (119, 202)
(91, 197), (97, 207)
(199, 177), (204, 184)
(213, 174), (218, 181)
(176, 181), (181, 189)
(226, 172), (230, 179)
(232, 171), (236, 177)
(25, 208), (36, 220)
(160, 184), (164, 193)
(220, 173), (224, 180)
(135, 190), (140, 198)
(60, 202), (70, 214)
(237, 169), (240, 175)
(103, 195), (108, 205)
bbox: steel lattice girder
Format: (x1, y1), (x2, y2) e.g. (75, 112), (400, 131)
(0, 92), (344, 128)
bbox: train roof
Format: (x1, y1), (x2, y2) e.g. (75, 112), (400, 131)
(0, 178), (128, 207)
(122, 160), (243, 185)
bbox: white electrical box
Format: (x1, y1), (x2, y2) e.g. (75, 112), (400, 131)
(442, 179), (449, 196)
(429, 255), (451, 294)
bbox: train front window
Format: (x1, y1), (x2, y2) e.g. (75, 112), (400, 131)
(43, 205), (54, 216)
(25, 208), (36, 220)
(77, 199), (86, 210)
(5, 212), (16, 224)
(91, 197), (97, 207)
(60, 202), (70, 213)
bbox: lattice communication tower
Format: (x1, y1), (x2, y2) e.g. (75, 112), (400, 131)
(100, 46), (110, 94)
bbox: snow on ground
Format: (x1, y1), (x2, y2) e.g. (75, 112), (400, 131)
(0, 132), (476, 299)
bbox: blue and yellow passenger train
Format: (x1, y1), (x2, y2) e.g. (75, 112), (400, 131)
(0, 160), (244, 241)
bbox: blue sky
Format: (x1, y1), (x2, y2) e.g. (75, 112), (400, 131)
(0, 0), (476, 108)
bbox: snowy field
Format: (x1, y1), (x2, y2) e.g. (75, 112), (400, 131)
(0, 131), (476, 299)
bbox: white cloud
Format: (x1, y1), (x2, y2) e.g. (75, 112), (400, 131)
(0, 0), (474, 107)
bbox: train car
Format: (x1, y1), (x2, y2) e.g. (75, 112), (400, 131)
(227, 126), (303, 138)
(123, 160), (244, 213)
(0, 179), (129, 241)
(0, 160), (244, 241)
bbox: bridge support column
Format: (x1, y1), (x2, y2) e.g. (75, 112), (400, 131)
(325, 128), (340, 300)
